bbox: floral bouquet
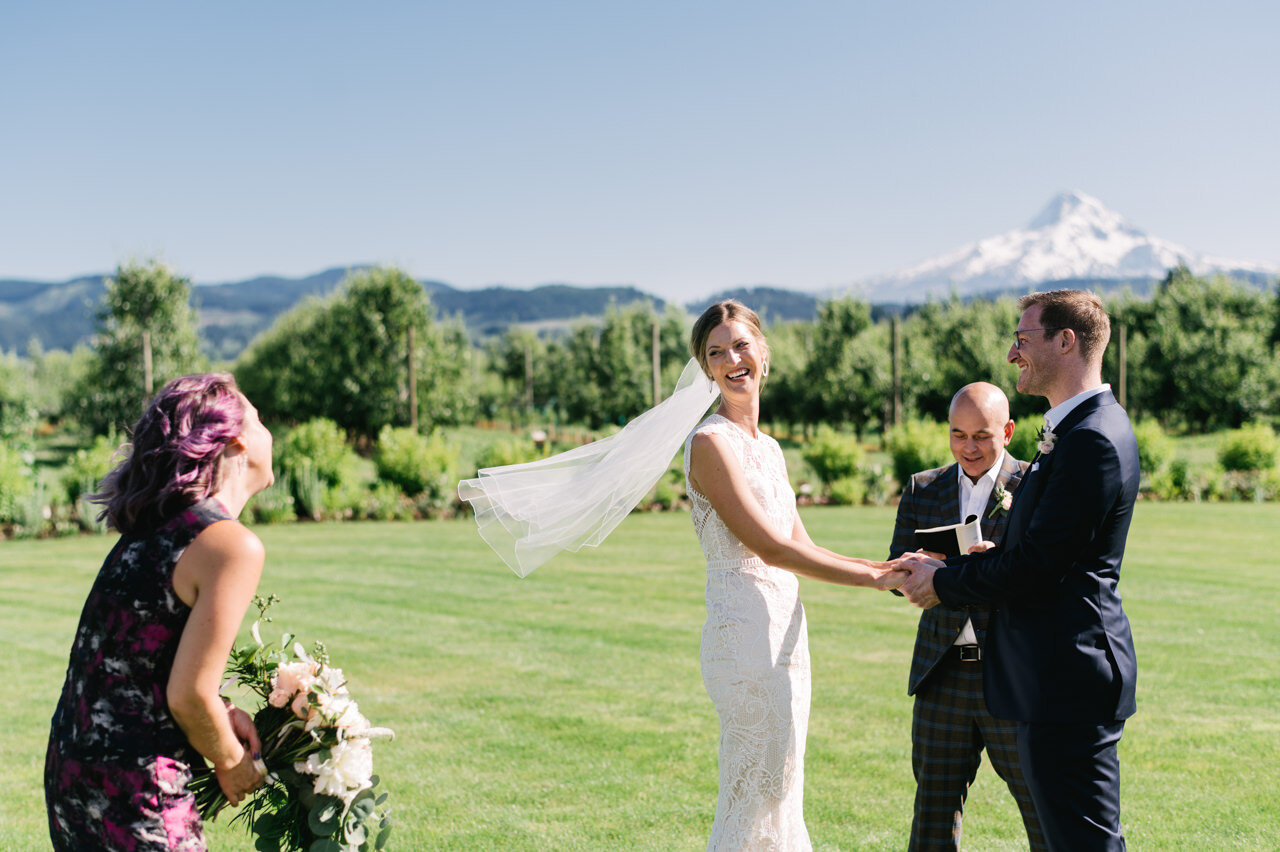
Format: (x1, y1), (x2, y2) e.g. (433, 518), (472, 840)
(191, 595), (394, 851)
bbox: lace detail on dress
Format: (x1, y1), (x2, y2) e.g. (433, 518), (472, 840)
(685, 415), (797, 569)
(685, 415), (812, 852)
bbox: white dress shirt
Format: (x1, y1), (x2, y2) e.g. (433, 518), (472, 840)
(952, 450), (1005, 647)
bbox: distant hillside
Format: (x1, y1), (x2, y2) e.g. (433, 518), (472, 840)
(194, 267), (365, 357)
(0, 268), (674, 358)
(0, 275), (107, 353)
(430, 284), (667, 337)
(5, 261), (1271, 359)
(686, 287), (821, 323)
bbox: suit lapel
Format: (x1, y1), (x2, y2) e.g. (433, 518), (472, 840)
(980, 453), (1023, 541)
(1006, 390), (1115, 543)
(938, 464), (962, 526)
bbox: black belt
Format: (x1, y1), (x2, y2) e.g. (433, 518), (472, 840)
(951, 644), (982, 662)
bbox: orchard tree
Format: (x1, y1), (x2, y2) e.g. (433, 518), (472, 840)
(901, 297), (1026, 421)
(26, 340), (94, 426)
(1131, 267), (1279, 429)
(527, 301), (685, 428)
(488, 327), (552, 421)
(543, 322), (606, 426)
(1270, 280), (1280, 351)
(236, 267), (467, 438)
(1105, 289), (1161, 421)
(314, 267), (429, 437)
(415, 315), (476, 429)
(758, 320), (813, 434)
(233, 300), (329, 424)
(800, 297), (890, 438)
(72, 260), (204, 435)
(0, 352), (38, 454)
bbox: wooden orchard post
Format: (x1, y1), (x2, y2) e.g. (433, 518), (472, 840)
(142, 329), (153, 396)
(891, 316), (902, 427)
(1118, 323), (1127, 410)
(652, 318), (661, 406)
(407, 324), (418, 430)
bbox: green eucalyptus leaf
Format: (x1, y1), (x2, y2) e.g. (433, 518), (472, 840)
(347, 789), (376, 820)
(274, 765), (302, 785)
(307, 797), (341, 836)
(309, 840), (342, 852)
(375, 792), (388, 806)
(343, 820), (368, 846)
(374, 825), (392, 850)
(254, 809), (284, 838)
(297, 781), (318, 810)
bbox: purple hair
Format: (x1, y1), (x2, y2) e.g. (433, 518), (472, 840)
(93, 373), (246, 533)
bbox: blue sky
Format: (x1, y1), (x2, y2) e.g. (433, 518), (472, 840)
(3, 1), (1276, 300)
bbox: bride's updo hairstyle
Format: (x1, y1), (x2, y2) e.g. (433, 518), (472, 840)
(690, 299), (770, 382)
(93, 373), (247, 534)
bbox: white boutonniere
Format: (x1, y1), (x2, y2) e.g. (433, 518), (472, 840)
(1036, 423), (1057, 455)
(987, 483), (1013, 519)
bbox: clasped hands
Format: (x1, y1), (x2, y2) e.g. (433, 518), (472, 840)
(884, 541), (996, 609)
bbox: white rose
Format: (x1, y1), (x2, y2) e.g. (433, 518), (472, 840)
(314, 690), (363, 729)
(315, 665), (348, 695)
(295, 738), (374, 798)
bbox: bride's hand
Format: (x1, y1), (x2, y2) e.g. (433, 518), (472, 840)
(879, 553), (945, 592)
(876, 555), (921, 591)
(876, 567), (909, 591)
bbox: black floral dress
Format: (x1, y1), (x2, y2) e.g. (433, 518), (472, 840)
(45, 498), (233, 852)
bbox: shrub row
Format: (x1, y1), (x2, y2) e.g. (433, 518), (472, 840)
(5, 419), (1278, 539)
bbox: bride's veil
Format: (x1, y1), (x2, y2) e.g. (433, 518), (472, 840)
(458, 357), (719, 577)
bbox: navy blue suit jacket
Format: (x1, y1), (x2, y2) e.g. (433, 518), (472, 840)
(932, 390), (1140, 724)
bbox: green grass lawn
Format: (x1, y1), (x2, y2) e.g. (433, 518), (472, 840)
(4, 503), (1278, 850)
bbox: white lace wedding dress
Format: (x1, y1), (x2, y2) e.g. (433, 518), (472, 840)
(684, 414), (812, 852)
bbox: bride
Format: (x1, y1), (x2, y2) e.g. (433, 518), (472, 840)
(685, 300), (934, 850)
(459, 300), (938, 850)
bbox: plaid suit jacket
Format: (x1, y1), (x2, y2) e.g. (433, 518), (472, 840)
(889, 453), (1029, 695)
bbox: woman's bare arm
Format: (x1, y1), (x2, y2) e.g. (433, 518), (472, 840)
(689, 432), (919, 589)
(168, 520), (265, 804)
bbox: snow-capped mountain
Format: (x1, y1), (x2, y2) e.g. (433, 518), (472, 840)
(858, 191), (1278, 303)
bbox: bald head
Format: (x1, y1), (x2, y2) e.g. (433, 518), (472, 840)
(950, 382), (1011, 423)
(948, 382), (1014, 481)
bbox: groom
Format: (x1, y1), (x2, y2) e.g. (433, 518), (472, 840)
(899, 290), (1139, 851)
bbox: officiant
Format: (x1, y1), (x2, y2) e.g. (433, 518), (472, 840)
(886, 382), (1046, 850)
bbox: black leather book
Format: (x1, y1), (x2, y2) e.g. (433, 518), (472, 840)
(913, 514), (982, 559)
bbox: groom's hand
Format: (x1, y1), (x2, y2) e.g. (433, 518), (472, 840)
(899, 556), (941, 609)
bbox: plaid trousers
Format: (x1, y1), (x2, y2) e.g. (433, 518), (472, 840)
(909, 652), (1048, 851)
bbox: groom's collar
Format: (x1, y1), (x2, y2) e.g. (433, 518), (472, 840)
(1045, 384), (1111, 431)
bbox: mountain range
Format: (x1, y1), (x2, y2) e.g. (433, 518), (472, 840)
(1, 191), (1273, 357)
(852, 191), (1278, 303)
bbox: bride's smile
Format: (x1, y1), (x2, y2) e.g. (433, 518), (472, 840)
(704, 320), (767, 398)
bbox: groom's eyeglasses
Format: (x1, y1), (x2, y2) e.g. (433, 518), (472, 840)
(1012, 327), (1066, 350)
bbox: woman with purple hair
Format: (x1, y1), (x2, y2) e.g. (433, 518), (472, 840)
(45, 373), (275, 851)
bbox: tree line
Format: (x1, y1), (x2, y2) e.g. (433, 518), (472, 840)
(1, 260), (1278, 453)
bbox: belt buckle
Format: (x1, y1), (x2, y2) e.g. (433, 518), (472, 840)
(958, 645), (981, 662)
